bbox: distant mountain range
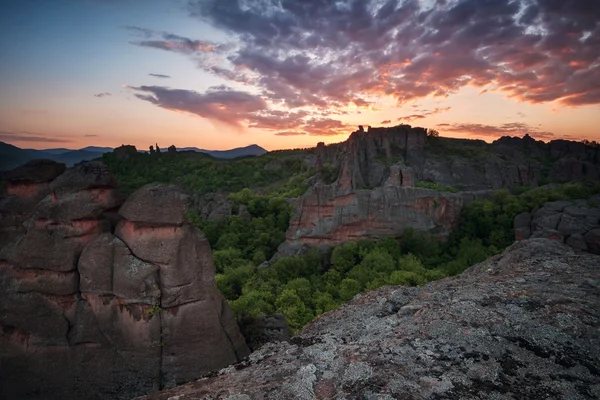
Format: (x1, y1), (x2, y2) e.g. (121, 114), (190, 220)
(177, 144), (267, 159)
(0, 142), (267, 171)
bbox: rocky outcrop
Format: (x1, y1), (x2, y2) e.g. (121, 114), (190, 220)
(282, 125), (600, 251)
(280, 126), (491, 250)
(113, 144), (138, 158)
(283, 184), (490, 249)
(191, 192), (233, 221)
(0, 165), (249, 400)
(136, 238), (600, 400)
(239, 313), (291, 352)
(514, 197), (600, 253)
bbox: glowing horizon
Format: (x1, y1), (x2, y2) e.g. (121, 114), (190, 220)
(1, 0), (598, 151)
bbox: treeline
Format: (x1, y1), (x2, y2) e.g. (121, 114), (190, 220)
(100, 150), (313, 196)
(190, 182), (600, 331)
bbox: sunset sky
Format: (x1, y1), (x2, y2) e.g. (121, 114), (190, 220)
(1, 0), (598, 151)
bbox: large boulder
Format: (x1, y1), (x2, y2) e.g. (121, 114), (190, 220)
(135, 239), (600, 400)
(115, 186), (250, 386)
(0, 159), (66, 184)
(119, 183), (189, 225)
(515, 199), (600, 254)
(513, 211), (531, 240)
(1, 169), (249, 399)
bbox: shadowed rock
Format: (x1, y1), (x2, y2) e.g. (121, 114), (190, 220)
(119, 183), (189, 225)
(0, 166), (249, 400)
(515, 198), (600, 254)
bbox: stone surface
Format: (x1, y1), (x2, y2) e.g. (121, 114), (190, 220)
(0, 159), (66, 183)
(135, 239), (600, 400)
(282, 183), (491, 249)
(119, 183), (189, 225)
(0, 166), (249, 400)
(513, 212), (531, 241)
(191, 192), (233, 221)
(50, 161), (118, 195)
(239, 313), (292, 351)
(515, 199), (600, 254)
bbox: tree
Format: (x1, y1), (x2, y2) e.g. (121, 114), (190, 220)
(276, 289), (312, 331)
(339, 278), (362, 301)
(331, 242), (359, 273)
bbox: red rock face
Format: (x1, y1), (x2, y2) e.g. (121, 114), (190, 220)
(284, 184), (486, 249)
(279, 126), (490, 251)
(0, 171), (249, 400)
(6, 181), (49, 198)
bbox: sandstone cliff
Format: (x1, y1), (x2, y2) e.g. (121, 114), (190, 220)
(280, 126), (600, 252)
(0, 162), (249, 400)
(136, 238), (600, 400)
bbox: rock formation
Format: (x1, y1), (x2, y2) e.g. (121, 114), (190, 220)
(514, 196), (600, 253)
(0, 163), (249, 400)
(280, 125), (600, 252)
(135, 238), (600, 399)
(285, 184), (490, 248)
(114, 144), (138, 158)
(191, 192), (233, 221)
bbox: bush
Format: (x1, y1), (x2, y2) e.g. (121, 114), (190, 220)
(415, 181), (458, 193)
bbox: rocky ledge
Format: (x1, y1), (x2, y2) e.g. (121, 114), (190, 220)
(137, 238), (600, 400)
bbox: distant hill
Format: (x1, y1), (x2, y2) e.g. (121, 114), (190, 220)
(25, 147), (72, 155)
(80, 146), (114, 154)
(0, 142), (34, 171)
(178, 144), (267, 159)
(0, 142), (268, 171)
(0, 142), (105, 170)
(50, 149), (105, 166)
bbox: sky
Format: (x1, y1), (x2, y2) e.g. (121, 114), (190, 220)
(0, 0), (598, 151)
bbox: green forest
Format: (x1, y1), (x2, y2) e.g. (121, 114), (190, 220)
(102, 151), (600, 331)
(190, 183), (599, 331)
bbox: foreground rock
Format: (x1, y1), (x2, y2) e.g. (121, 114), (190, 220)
(0, 166), (249, 400)
(137, 239), (600, 400)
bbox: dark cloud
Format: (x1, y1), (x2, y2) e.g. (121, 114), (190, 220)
(128, 85), (267, 130)
(149, 73), (171, 79)
(127, 84), (349, 136)
(397, 107), (451, 121)
(302, 118), (351, 136)
(182, 0), (599, 107)
(134, 38), (216, 54)
(123, 26), (154, 38)
(381, 119), (391, 124)
(0, 131), (70, 143)
(246, 110), (309, 130)
(94, 92), (111, 98)
(398, 114), (426, 122)
(126, 26), (228, 56)
(437, 122), (555, 139)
